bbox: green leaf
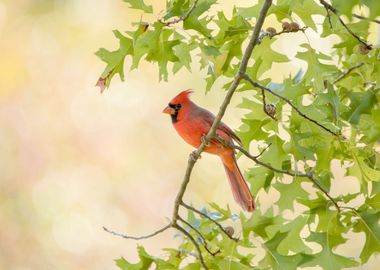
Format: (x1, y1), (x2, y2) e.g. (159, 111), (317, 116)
(251, 38), (289, 78)
(295, 43), (336, 91)
(349, 154), (380, 184)
(342, 90), (377, 125)
(173, 42), (195, 73)
(353, 209), (380, 263)
(183, 0), (217, 37)
(273, 177), (309, 211)
(95, 30), (133, 91)
(123, 0), (153, 13)
(259, 232), (305, 270)
(277, 216), (313, 255)
(214, 257), (253, 270)
(301, 232), (359, 270)
(132, 24), (181, 81)
(116, 246), (154, 269)
(246, 166), (274, 194)
(292, 0), (324, 31)
(241, 209), (284, 240)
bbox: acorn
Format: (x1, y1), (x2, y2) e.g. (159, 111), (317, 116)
(265, 103), (276, 117)
(282, 21), (291, 31)
(266, 27), (277, 36)
(290, 22), (300, 31)
(224, 226), (235, 237)
(358, 43), (371, 55)
(139, 22), (149, 33)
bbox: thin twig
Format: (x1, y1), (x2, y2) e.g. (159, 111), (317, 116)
(352, 13), (380, 25)
(254, 143), (272, 158)
(242, 74), (339, 137)
(174, 224), (208, 269)
(258, 26), (307, 44)
(306, 174), (340, 211)
(270, 26), (308, 38)
(333, 62), (364, 84)
(364, 81), (376, 87)
(103, 224), (171, 240)
(159, 0), (199, 26)
(181, 202), (239, 242)
(325, 6), (333, 29)
(178, 216), (220, 256)
(319, 0), (372, 49)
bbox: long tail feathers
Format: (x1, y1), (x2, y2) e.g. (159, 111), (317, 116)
(222, 155), (255, 212)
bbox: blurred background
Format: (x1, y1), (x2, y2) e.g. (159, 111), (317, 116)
(0, 0), (378, 269)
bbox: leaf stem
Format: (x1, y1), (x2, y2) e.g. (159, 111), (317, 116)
(333, 62), (364, 84)
(319, 0), (372, 49)
(102, 224), (171, 240)
(159, 0), (199, 26)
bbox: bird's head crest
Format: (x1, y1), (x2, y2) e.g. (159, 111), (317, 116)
(170, 89), (193, 104)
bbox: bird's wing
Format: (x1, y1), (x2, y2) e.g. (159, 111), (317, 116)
(218, 121), (242, 146)
(197, 107), (242, 146)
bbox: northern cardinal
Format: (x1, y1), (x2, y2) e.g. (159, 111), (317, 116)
(163, 90), (255, 212)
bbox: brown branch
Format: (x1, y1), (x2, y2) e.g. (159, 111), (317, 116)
(214, 134), (340, 211)
(324, 6), (333, 29)
(178, 216), (220, 256)
(319, 0), (372, 49)
(270, 26), (308, 38)
(158, 0), (199, 26)
(364, 81), (376, 87)
(306, 174), (340, 211)
(181, 202), (239, 241)
(173, 224), (207, 269)
(254, 143), (272, 158)
(352, 13), (380, 25)
(333, 62), (364, 84)
(103, 224), (171, 240)
(242, 74), (340, 137)
(258, 26), (307, 44)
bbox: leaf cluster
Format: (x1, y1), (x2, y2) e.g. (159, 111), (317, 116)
(97, 0), (380, 269)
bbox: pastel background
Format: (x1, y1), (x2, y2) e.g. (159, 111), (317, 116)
(0, 1), (378, 269)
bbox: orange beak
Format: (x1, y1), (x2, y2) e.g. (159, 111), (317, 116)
(162, 106), (175, 115)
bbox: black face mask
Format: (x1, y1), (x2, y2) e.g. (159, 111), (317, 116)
(168, 103), (182, 123)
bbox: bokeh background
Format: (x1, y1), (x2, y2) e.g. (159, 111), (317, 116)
(0, 0), (379, 269)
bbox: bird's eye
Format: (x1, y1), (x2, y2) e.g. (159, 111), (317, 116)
(175, 104), (182, 110)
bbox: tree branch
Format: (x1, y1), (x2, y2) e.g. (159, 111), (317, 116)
(103, 224), (171, 240)
(181, 202), (239, 241)
(270, 26), (308, 38)
(319, 0), (372, 49)
(178, 216), (220, 256)
(324, 6), (333, 29)
(242, 74), (340, 137)
(173, 223), (208, 269)
(158, 0), (199, 26)
(352, 13), (380, 25)
(333, 62), (364, 84)
(214, 134), (340, 211)
(258, 26), (308, 43)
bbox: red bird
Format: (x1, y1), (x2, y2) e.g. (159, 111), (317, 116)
(163, 90), (255, 212)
